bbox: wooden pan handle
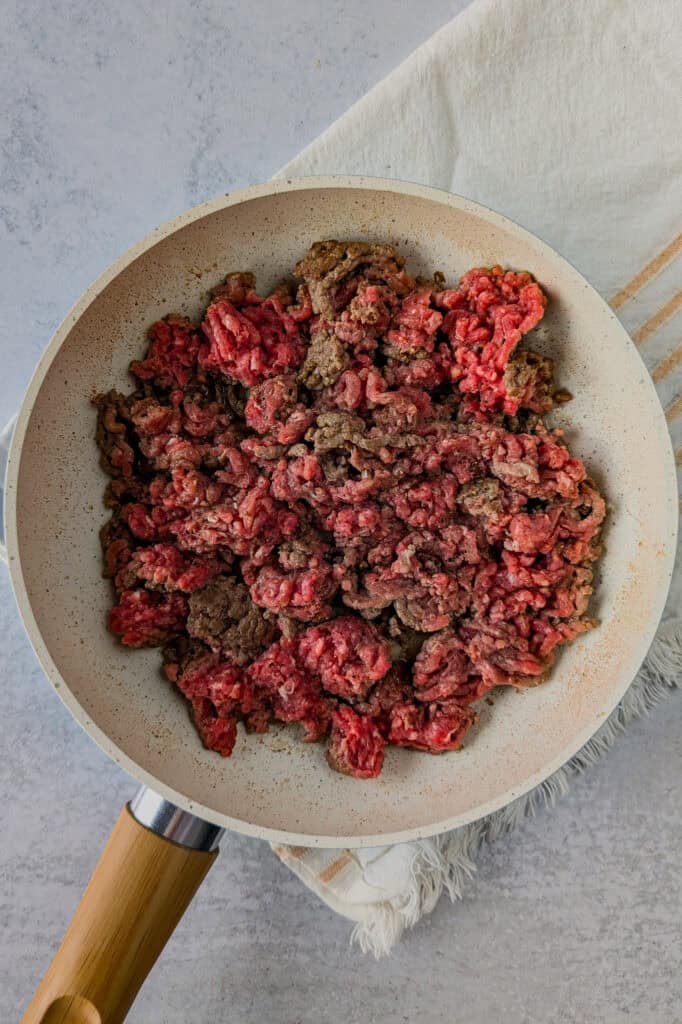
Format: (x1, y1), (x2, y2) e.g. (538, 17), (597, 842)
(22, 803), (218, 1024)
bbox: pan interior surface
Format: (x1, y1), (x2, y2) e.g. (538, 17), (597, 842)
(7, 179), (677, 846)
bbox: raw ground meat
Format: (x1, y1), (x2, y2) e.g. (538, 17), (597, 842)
(95, 240), (605, 779)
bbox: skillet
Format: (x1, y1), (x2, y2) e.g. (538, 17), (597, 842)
(7, 177), (676, 1022)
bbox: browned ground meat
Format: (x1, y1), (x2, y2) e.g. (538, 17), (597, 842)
(187, 575), (275, 665)
(299, 329), (350, 390)
(95, 240), (605, 777)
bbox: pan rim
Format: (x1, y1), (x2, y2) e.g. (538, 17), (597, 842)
(5, 174), (678, 847)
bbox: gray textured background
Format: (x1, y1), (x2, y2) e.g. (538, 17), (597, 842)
(1, 2), (680, 1022)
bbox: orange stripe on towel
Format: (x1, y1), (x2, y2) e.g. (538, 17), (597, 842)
(318, 852), (353, 884)
(610, 232), (682, 310)
(651, 341), (682, 382)
(665, 393), (682, 422)
(632, 289), (682, 345)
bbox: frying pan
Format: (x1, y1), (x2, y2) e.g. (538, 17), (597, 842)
(6, 176), (677, 1022)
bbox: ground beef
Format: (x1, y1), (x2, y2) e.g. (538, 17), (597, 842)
(244, 375), (314, 443)
(298, 329), (350, 390)
(108, 589), (188, 647)
(297, 616), (391, 700)
(94, 390), (136, 479)
(95, 240), (605, 778)
(503, 350), (554, 413)
(120, 543), (225, 594)
(200, 294), (309, 387)
(187, 575), (275, 665)
(388, 700), (478, 752)
(248, 534), (338, 622)
(247, 640), (332, 740)
(326, 706), (385, 778)
(294, 240), (412, 321)
(191, 698), (238, 757)
(130, 316), (203, 389)
(438, 266), (547, 414)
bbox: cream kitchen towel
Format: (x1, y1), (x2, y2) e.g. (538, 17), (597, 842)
(272, 0), (682, 955)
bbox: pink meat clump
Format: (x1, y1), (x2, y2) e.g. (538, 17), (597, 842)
(130, 317), (203, 388)
(388, 701), (477, 752)
(191, 698), (238, 757)
(96, 241), (605, 777)
(178, 657), (245, 707)
(200, 295), (309, 387)
(247, 641), (331, 741)
(386, 288), (443, 356)
(171, 477), (299, 561)
(326, 706), (385, 779)
(248, 538), (338, 622)
(125, 544), (224, 593)
(108, 589), (187, 647)
(439, 266), (547, 414)
(244, 375), (314, 443)
(297, 616), (391, 700)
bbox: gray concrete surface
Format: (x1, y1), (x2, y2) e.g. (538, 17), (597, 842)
(1, 2), (680, 1022)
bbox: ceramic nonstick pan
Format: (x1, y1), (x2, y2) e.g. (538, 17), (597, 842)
(7, 177), (676, 1022)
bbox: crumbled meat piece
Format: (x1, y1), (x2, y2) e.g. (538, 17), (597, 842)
(100, 514), (134, 581)
(177, 657), (245, 708)
(187, 575), (274, 664)
(308, 411), (365, 453)
(244, 375), (314, 444)
(248, 533), (338, 622)
(130, 396), (182, 438)
(149, 467), (225, 511)
(191, 698), (238, 757)
(248, 640), (331, 739)
(457, 478), (503, 518)
(326, 706), (385, 778)
(130, 316), (202, 388)
(124, 501), (187, 543)
(341, 283), (395, 338)
(388, 700), (477, 752)
(353, 428), (422, 456)
(412, 630), (476, 702)
(171, 477), (299, 559)
(355, 669), (414, 735)
(161, 635), (210, 683)
(94, 390), (136, 478)
(200, 297), (307, 386)
(97, 241), (605, 778)
(122, 544), (224, 593)
(365, 526), (483, 633)
(211, 271), (261, 305)
(385, 288), (443, 358)
(240, 437), (289, 464)
(503, 350), (555, 413)
(385, 475), (460, 530)
(108, 589), (187, 647)
(187, 576), (250, 642)
(321, 363), (389, 414)
(297, 616), (391, 700)
(440, 266), (547, 414)
(295, 239), (412, 320)
(181, 392), (232, 438)
(298, 329), (350, 390)
(413, 620), (552, 704)
(223, 603), (277, 666)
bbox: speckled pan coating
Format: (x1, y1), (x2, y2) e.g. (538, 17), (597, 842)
(4, 177), (677, 847)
